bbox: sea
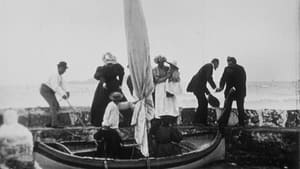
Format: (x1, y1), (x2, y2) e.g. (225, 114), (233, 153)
(0, 80), (299, 110)
(0, 81), (293, 169)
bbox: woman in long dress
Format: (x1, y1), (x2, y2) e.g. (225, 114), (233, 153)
(152, 55), (170, 119)
(90, 52), (125, 126)
(165, 60), (183, 124)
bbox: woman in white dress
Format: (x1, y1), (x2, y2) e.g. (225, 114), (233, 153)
(165, 61), (183, 124)
(152, 55), (170, 119)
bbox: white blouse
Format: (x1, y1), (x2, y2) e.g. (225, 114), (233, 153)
(102, 101), (120, 129)
(45, 72), (68, 97)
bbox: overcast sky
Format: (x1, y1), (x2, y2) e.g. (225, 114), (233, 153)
(0, 0), (299, 85)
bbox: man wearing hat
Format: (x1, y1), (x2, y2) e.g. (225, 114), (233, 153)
(40, 61), (70, 128)
(94, 92), (130, 158)
(186, 58), (219, 126)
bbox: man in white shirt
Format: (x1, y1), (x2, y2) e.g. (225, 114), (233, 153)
(40, 61), (70, 128)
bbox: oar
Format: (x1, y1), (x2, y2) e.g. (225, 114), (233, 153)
(65, 99), (86, 128)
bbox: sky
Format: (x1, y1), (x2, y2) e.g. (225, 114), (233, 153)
(0, 0), (299, 85)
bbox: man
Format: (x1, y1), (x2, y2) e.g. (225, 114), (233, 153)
(40, 61), (70, 128)
(186, 58), (219, 126)
(216, 56), (247, 131)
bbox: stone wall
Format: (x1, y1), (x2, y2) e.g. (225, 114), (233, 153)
(1, 106), (298, 128)
(180, 107), (300, 168)
(181, 108), (300, 128)
(1, 107), (300, 168)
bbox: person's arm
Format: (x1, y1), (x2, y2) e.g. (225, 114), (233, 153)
(60, 75), (70, 99)
(153, 68), (171, 84)
(204, 87), (211, 95)
(207, 65), (216, 89)
(102, 103), (112, 127)
(94, 67), (105, 82)
(216, 67), (228, 92)
(49, 74), (67, 98)
(118, 65), (125, 86)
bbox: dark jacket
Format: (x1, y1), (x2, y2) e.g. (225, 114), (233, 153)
(187, 63), (216, 94)
(94, 63), (125, 91)
(91, 63), (125, 127)
(219, 64), (246, 98)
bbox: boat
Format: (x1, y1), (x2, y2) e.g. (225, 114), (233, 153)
(33, 126), (224, 169)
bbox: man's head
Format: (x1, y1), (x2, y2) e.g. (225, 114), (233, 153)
(227, 56), (237, 66)
(211, 58), (219, 70)
(57, 61), (68, 75)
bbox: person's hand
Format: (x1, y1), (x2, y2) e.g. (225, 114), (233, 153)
(215, 88), (223, 92)
(229, 88), (236, 93)
(102, 83), (107, 89)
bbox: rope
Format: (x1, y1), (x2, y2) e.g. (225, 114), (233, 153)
(104, 141), (108, 169)
(104, 160), (108, 169)
(65, 99), (86, 128)
(146, 157), (151, 169)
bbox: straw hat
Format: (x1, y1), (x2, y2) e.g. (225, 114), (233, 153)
(109, 92), (124, 101)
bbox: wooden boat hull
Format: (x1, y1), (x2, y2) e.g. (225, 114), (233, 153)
(34, 132), (224, 169)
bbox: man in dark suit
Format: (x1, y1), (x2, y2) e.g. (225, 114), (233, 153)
(216, 56), (247, 130)
(187, 58), (219, 126)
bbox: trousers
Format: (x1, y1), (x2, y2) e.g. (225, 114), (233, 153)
(40, 84), (60, 126)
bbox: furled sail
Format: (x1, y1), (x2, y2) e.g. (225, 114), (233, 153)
(123, 0), (154, 157)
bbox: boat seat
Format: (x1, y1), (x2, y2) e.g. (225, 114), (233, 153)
(122, 143), (139, 148)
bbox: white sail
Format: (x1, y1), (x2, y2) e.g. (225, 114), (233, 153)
(123, 0), (154, 157)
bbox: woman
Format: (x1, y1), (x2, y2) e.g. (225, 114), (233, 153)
(152, 55), (170, 118)
(165, 60), (183, 124)
(90, 52), (125, 126)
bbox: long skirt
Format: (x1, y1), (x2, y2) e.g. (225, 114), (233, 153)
(90, 82), (111, 127)
(90, 82), (132, 127)
(155, 82), (179, 118)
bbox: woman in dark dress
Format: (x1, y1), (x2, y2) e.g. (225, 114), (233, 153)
(90, 52), (125, 126)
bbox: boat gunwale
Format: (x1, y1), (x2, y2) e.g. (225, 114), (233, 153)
(34, 131), (223, 169)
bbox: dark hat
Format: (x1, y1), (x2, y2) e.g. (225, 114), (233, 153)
(57, 61), (68, 68)
(109, 92), (124, 101)
(208, 94), (220, 108)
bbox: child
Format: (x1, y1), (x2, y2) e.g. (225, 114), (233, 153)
(94, 92), (134, 158)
